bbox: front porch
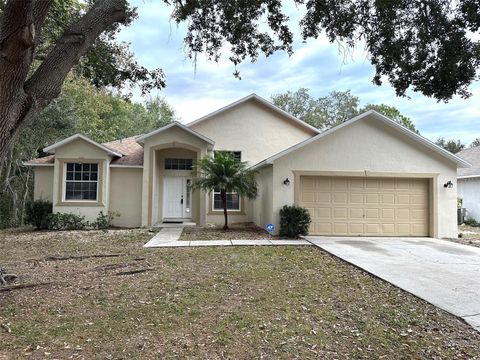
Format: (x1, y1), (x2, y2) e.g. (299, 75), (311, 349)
(137, 122), (215, 227)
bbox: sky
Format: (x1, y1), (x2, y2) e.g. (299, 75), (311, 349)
(119, 0), (480, 145)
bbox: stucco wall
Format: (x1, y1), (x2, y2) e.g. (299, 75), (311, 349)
(189, 100), (316, 166)
(458, 178), (480, 221)
(253, 165), (273, 228)
(51, 138), (112, 222)
(109, 168), (143, 227)
(33, 167), (54, 201)
(267, 116), (459, 238)
(206, 198), (254, 225)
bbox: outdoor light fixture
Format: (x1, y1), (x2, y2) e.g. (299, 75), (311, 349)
(283, 178), (291, 186)
(444, 180), (453, 188)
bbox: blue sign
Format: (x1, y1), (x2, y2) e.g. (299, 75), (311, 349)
(266, 223), (275, 233)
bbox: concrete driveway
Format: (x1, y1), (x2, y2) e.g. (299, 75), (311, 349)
(305, 236), (480, 331)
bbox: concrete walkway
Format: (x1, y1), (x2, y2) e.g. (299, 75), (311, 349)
(306, 236), (480, 332)
(143, 227), (311, 248)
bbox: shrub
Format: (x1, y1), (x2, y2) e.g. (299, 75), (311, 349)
(47, 213), (88, 230)
(92, 211), (118, 231)
(279, 205), (311, 238)
(25, 199), (53, 229)
(464, 218), (480, 227)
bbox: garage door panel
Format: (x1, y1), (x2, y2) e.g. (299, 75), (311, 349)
(349, 223), (364, 234)
(333, 192), (348, 203)
(300, 176), (429, 237)
(365, 193), (380, 204)
(365, 208), (379, 219)
(332, 178), (348, 189)
(317, 192), (331, 203)
(334, 223), (349, 234)
(333, 207), (347, 218)
(349, 192), (364, 204)
(316, 207), (331, 219)
(366, 223), (380, 234)
(381, 208), (395, 219)
(349, 208), (364, 219)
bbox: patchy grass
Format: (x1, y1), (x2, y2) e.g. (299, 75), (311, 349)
(180, 224), (284, 240)
(0, 229), (479, 359)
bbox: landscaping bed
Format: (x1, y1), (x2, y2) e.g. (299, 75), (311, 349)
(179, 224), (289, 241)
(1, 228), (479, 359)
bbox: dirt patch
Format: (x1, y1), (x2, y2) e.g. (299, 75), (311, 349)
(1, 229), (479, 359)
(180, 224), (291, 240)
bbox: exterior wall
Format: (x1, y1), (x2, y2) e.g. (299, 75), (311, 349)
(268, 116), (458, 238)
(141, 126), (210, 226)
(52, 138), (112, 222)
(109, 168), (143, 227)
(33, 167), (54, 201)
(206, 198), (254, 225)
(252, 165), (273, 229)
(458, 178), (480, 221)
(189, 100), (317, 166)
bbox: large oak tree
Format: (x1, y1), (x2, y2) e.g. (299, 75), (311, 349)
(1, 0), (480, 162)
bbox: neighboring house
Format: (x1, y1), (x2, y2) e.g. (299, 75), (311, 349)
(26, 94), (470, 238)
(457, 146), (480, 221)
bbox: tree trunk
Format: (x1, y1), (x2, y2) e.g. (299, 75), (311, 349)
(0, 0), (129, 161)
(221, 190), (228, 230)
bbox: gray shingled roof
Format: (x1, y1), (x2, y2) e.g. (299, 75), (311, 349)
(457, 146), (480, 177)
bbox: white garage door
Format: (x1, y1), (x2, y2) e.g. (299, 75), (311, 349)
(299, 176), (429, 236)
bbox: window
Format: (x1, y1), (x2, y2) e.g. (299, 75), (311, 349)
(214, 151), (241, 162)
(213, 187), (240, 211)
(165, 158), (193, 170)
(65, 163), (98, 201)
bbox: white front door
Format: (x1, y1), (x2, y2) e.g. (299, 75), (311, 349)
(163, 177), (192, 220)
(163, 177), (184, 219)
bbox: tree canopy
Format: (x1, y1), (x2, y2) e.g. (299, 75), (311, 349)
(271, 88), (419, 133)
(435, 138), (466, 154)
(171, 0), (480, 101)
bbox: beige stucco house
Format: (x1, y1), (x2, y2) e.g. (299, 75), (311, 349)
(26, 94), (470, 238)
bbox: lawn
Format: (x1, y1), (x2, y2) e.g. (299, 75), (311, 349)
(1, 229), (479, 359)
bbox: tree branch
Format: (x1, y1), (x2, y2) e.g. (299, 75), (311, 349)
(25, 0), (130, 107)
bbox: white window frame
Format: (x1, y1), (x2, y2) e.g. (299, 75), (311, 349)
(212, 189), (241, 212)
(63, 162), (99, 202)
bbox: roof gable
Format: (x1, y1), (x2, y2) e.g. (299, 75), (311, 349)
(43, 134), (122, 157)
(186, 93), (320, 135)
(136, 121), (215, 147)
(252, 110), (471, 169)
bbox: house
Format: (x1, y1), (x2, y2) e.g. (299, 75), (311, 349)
(457, 146), (480, 222)
(26, 94), (470, 238)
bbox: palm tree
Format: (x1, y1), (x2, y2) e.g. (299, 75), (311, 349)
(191, 152), (258, 230)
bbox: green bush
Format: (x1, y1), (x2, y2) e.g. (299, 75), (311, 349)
(25, 199), (53, 229)
(464, 218), (480, 227)
(47, 213), (88, 230)
(279, 205), (311, 238)
(92, 211), (118, 231)
(46, 211), (119, 231)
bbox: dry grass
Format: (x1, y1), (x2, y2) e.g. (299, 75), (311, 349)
(0, 228), (479, 359)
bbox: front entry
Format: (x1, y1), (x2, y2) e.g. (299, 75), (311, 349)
(163, 176), (192, 221)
